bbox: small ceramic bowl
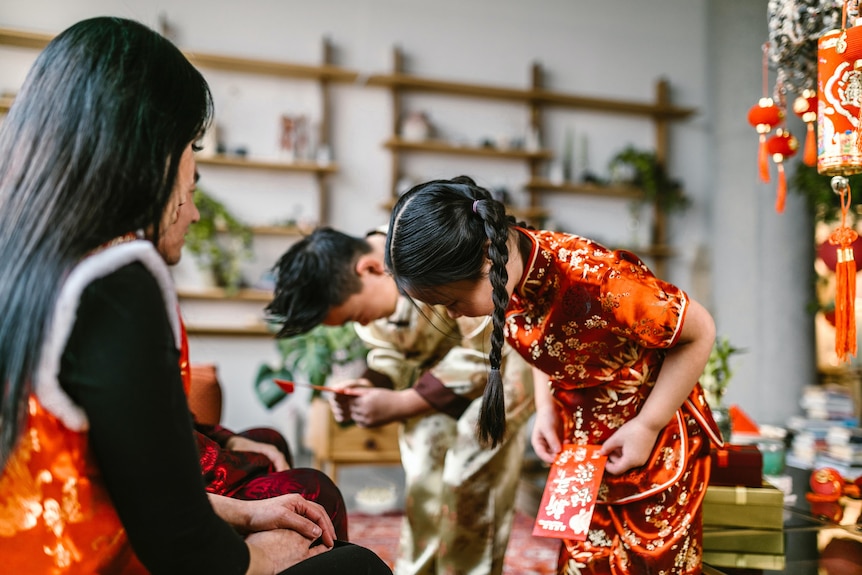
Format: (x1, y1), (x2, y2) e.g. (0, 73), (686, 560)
(354, 485), (398, 515)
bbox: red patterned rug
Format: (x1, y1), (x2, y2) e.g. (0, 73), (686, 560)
(348, 510), (559, 574)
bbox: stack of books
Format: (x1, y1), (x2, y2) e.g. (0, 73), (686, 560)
(787, 385), (859, 470)
(825, 426), (862, 463)
(799, 384), (857, 421)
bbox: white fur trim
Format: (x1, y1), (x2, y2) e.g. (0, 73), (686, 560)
(34, 241), (179, 431)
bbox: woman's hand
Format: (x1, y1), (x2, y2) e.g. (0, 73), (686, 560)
(210, 493), (336, 547)
(245, 529), (329, 574)
(225, 436), (290, 471)
(244, 494), (336, 547)
(599, 417), (660, 475)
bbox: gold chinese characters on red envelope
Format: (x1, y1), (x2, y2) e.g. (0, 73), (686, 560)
(532, 444), (607, 541)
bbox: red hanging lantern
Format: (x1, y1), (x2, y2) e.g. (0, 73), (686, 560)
(817, 13), (862, 176)
(749, 98), (784, 182)
(793, 89), (818, 166)
(765, 128), (798, 212)
(748, 42), (783, 183)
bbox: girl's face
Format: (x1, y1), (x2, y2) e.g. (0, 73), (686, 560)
(402, 230), (525, 319)
(408, 270), (496, 319)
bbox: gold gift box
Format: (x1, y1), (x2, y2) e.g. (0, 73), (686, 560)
(702, 550), (786, 570)
(702, 527), (784, 554)
(702, 482), (784, 530)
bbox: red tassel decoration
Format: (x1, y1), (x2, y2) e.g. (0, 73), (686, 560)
(828, 176), (858, 363)
(765, 128), (798, 213)
(805, 122), (817, 166)
(793, 90), (818, 166)
(775, 163), (788, 212)
(749, 99), (782, 183)
(748, 43), (782, 183)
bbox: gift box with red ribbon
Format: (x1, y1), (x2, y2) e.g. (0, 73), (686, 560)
(710, 444), (763, 488)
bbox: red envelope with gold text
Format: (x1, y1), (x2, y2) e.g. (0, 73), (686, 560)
(532, 444), (607, 540)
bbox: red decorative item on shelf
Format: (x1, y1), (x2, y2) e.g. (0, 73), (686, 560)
(808, 466), (845, 502)
(793, 89), (818, 166)
(709, 444), (763, 488)
(765, 128), (798, 212)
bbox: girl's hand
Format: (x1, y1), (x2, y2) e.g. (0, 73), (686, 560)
(599, 417), (659, 475)
(531, 405), (562, 463)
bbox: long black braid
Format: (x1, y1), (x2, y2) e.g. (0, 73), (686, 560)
(385, 176), (522, 446)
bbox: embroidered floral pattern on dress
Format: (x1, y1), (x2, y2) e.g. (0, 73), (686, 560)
(508, 229), (715, 575)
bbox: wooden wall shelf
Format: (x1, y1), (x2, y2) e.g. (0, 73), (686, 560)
(524, 180), (645, 200)
(184, 324), (272, 337)
(384, 137), (552, 160)
(177, 288), (272, 302)
(366, 71), (695, 119)
(196, 154), (337, 174)
(0, 27), (51, 49)
(374, 46), (694, 279)
(184, 51), (357, 82)
(0, 27), (357, 83)
(249, 224), (306, 236)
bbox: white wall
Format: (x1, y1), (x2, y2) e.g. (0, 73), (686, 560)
(2, 0), (812, 432)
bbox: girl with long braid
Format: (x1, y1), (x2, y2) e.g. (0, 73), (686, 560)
(385, 176), (722, 575)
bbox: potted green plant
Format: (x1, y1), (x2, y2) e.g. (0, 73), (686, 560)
(254, 323), (369, 409)
(185, 187), (254, 294)
(608, 146), (690, 215)
(700, 336), (745, 442)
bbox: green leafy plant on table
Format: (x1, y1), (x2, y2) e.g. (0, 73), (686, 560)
(700, 336), (745, 410)
(254, 323), (369, 409)
(700, 336), (745, 443)
(185, 187), (253, 295)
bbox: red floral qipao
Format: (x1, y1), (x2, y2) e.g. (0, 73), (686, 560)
(506, 229), (721, 575)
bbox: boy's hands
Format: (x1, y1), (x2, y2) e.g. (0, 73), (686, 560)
(327, 378), (373, 423)
(327, 380), (431, 427)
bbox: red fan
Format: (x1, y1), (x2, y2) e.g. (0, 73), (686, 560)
(273, 378), (359, 396)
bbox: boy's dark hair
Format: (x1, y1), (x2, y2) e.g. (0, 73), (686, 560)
(266, 226), (372, 337)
